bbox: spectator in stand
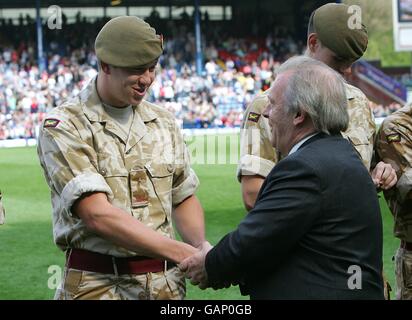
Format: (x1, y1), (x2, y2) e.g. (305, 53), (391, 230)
(0, 15), (408, 140)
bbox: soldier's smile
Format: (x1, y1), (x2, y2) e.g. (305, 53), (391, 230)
(132, 86), (146, 97)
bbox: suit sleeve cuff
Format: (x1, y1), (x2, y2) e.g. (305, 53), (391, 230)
(172, 169), (199, 206)
(237, 154), (275, 181)
(61, 172), (113, 217)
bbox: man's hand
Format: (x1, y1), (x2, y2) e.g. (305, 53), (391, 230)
(179, 241), (213, 289)
(371, 161), (397, 190)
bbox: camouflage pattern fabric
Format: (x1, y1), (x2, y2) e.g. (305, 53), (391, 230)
(341, 84), (376, 170)
(37, 77), (199, 299)
(395, 248), (412, 300)
(237, 93), (279, 180)
(375, 104), (412, 300)
(55, 266), (185, 300)
(375, 104), (412, 242)
(0, 191), (4, 225)
(237, 82), (376, 180)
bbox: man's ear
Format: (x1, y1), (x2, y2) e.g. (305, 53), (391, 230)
(100, 61), (111, 74)
(307, 33), (319, 53)
(293, 110), (307, 126)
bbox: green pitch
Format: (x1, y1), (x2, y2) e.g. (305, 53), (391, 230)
(0, 135), (399, 299)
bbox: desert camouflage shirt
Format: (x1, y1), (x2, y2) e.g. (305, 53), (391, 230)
(237, 83), (376, 180)
(375, 104), (412, 242)
(37, 78), (199, 257)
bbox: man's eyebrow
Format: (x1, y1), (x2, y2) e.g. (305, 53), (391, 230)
(131, 61), (158, 71)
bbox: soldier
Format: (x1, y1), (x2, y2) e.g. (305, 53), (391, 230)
(238, 3), (396, 298)
(0, 191), (5, 225)
(239, 3), (396, 210)
(375, 104), (412, 300)
(37, 16), (206, 300)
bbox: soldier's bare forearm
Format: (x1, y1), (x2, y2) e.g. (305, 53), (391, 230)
(172, 195), (205, 248)
(241, 175), (265, 211)
(73, 192), (198, 263)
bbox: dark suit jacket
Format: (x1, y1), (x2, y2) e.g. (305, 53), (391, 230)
(206, 133), (384, 299)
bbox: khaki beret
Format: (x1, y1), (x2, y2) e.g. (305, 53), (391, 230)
(313, 3), (368, 61)
(95, 16), (163, 68)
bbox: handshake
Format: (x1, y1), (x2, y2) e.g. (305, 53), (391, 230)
(178, 241), (235, 290)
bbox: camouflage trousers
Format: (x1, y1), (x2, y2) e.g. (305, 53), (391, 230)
(55, 266), (186, 300)
(395, 247), (412, 300)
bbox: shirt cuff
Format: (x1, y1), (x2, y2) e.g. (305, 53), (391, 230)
(60, 172), (113, 217)
(397, 169), (412, 202)
(236, 154), (275, 182)
(172, 169), (200, 206)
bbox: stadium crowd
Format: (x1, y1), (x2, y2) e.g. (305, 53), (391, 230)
(0, 14), (405, 140)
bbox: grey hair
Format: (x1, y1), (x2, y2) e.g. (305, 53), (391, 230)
(275, 55), (349, 135)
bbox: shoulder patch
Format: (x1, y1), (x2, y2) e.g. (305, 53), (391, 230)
(386, 133), (401, 143)
(44, 118), (60, 128)
(247, 112), (261, 123)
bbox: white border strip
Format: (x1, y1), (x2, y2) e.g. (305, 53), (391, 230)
(0, 121), (387, 149)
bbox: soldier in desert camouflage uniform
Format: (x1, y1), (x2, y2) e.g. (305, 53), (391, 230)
(375, 104), (412, 300)
(37, 16), (206, 300)
(0, 191), (5, 225)
(239, 3), (396, 209)
(238, 3), (397, 299)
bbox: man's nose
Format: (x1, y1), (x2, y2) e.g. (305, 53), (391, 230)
(138, 69), (152, 85)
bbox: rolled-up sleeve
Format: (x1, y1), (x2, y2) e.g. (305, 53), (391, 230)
(61, 172), (113, 217)
(237, 154), (276, 180)
(171, 121), (199, 207)
(37, 115), (112, 218)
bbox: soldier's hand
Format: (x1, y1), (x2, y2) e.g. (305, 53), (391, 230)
(371, 161), (397, 190)
(196, 241), (213, 251)
(179, 242), (212, 290)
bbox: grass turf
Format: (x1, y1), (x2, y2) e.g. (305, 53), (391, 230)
(0, 136), (399, 299)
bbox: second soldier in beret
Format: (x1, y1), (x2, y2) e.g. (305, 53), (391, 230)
(37, 16), (206, 300)
(237, 3), (397, 298)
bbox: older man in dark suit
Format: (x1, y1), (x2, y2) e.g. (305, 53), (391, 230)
(181, 56), (384, 299)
